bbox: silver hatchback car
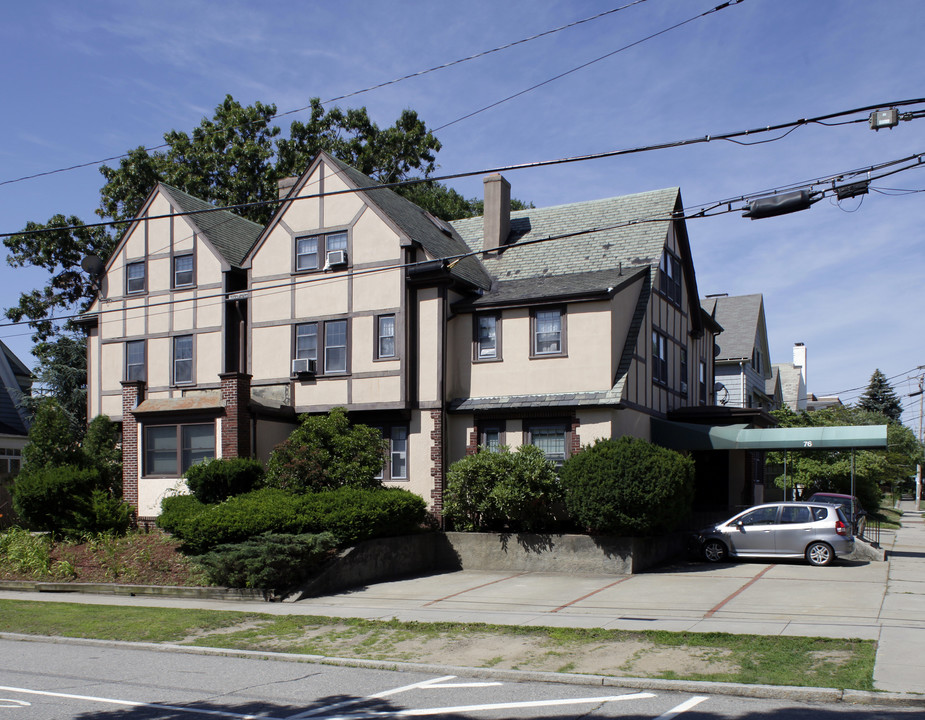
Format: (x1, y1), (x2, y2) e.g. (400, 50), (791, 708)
(695, 502), (854, 566)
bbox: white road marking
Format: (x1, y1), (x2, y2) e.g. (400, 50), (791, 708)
(0, 697), (31, 708)
(0, 685), (281, 720)
(656, 696), (709, 719)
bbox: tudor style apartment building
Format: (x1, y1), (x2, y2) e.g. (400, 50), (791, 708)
(81, 152), (719, 521)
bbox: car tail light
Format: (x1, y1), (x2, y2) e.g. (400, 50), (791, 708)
(835, 519), (847, 536)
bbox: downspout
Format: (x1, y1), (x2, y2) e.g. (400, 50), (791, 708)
(740, 361), (746, 408)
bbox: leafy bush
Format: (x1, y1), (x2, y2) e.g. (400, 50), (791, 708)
(82, 415), (123, 496)
(560, 437), (694, 536)
(0, 527), (53, 576)
(444, 445), (562, 532)
(12, 465), (134, 537)
(157, 493), (208, 537)
(177, 487), (428, 553)
(13, 465), (99, 535)
(264, 408), (387, 493)
(195, 532), (337, 593)
(185, 457), (265, 504)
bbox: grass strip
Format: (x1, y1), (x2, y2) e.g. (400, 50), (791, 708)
(0, 600), (874, 690)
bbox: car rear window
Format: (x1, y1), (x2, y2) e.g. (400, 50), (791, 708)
(811, 507), (829, 521)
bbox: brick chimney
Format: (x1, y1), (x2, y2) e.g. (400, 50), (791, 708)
(483, 174), (511, 255)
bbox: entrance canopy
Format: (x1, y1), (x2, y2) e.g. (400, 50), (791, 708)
(651, 419), (888, 452)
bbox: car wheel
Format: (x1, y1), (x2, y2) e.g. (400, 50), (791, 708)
(805, 541), (834, 567)
(703, 539), (727, 563)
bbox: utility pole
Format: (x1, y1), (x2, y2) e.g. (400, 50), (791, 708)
(911, 374), (924, 511)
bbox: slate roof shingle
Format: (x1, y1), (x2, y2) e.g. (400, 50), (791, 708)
(700, 293), (764, 362)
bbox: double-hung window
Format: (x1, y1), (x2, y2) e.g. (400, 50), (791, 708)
(652, 330), (668, 385)
(126, 262), (145, 294)
(295, 323), (318, 362)
(475, 314), (499, 360)
(532, 308), (563, 356)
(680, 347), (689, 397)
(144, 423), (215, 476)
(377, 315), (396, 359)
(699, 360), (708, 405)
(480, 423), (504, 452)
(173, 254), (194, 288)
(324, 320), (348, 374)
(125, 340), (145, 382)
(295, 231), (348, 271)
(374, 425), (408, 481)
(659, 250), (682, 305)
(173, 335), (193, 385)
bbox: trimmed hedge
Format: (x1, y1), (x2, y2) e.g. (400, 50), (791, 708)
(560, 437), (694, 536)
(157, 494), (208, 538)
(195, 532), (337, 593)
(173, 487), (428, 553)
(184, 457), (265, 504)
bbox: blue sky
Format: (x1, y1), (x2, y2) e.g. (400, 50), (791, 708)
(2, 0), (924, 428)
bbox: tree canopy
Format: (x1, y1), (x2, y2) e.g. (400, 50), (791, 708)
(857, 369), (903, 422)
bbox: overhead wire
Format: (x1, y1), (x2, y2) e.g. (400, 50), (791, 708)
(0, 1), (651, 190)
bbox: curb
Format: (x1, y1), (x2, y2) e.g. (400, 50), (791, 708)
(2, 632), (923, 708)
(0, 580), (264, 601)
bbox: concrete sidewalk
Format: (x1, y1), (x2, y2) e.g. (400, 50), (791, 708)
(1, 501), (923, 695)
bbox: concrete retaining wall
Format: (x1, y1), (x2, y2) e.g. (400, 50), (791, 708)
(287, 531), (683, 601)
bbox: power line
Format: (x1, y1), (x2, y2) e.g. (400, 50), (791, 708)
(0, 1), (650, 190)
(433, 0), (746, 132)
(5, 96), (925, 241)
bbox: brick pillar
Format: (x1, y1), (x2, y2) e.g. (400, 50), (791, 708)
(121, 380), (145, 509)
(569, 415), (582, 457)
(466, 427), (479, 455)
(219, 372), (252, 459)
(429, 409), (445, 519)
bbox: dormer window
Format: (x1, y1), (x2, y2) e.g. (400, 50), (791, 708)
(173, 254), (194, 288)
(295, 231), (348, 272)
(126, 261), (145, 294)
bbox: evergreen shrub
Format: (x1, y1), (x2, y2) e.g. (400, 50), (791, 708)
(560, 437), (694, 536)
(157, 494), (208, 538)
(178, 487), (427, 553)
(195, 532), (337, 593)
(184, 457), (265, 504)
(443, 445), (562, 531)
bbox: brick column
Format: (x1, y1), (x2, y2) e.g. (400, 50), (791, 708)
(121, 380), (145, 509)
(569, 415), (582, 457)
(429, 409), (445, 519)
(219, 372), (252, 459)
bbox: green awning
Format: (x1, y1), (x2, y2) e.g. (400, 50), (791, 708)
(651, 419), (888, 451)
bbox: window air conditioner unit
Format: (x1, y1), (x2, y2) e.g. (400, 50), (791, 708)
(325, 250), (347, 268)
(291, 358), (316, 376)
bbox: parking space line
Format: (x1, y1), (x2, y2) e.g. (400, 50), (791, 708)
(704, 565), (775, 618)
(422, 572), (528, 607)
(551, 577), (633, 613)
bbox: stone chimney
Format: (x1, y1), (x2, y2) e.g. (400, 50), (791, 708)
(793, 342), (807, 387)
(483, 174), (511, 255)
(277, 176), (297, 199)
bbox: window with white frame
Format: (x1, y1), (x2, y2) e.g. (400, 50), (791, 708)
(126, 261), (145, 294)
(173, 335), (193, 385)
(173, 254), (194, 287)
(144, 423), (215, 476)
(295, 322), (318, 362)
(374, 425), (408, 481)
(377, 315), (396, 359)
(125, 340), (145, 382)
(532, 308), (563, 356)
(659, 249), (682, 305)
(699, 360), (708, 405)
(526, 422), (568, 466)
(295, 231), (348, 271)
(324, 320), (348, 374)
(0, 447), (22, 477)
(652, 330), (668, 385)
(475, 314), (499, 360)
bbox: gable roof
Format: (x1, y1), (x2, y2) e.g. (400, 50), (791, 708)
(701, 293), (765, 363)
(0, 339), (31, 436)
(158, 184), (263, 269)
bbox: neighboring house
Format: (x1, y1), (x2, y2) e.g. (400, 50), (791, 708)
(81, 152), (721, 521)
(700, 293), (777, 412)
(0, 339), (32, 526)
(774, 342), (809, 411)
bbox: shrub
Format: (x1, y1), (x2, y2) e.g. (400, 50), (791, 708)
(88, 490), (134, 535)
(264, 408), (387, 493)
(82, 415), (122, 497)
(0, 527), (53, 576)
(195, 532), (337, 593)
(12, 465), (99, 535)
(560, 437), (694, 536)
(184, 457), (265, 504)
(179, 487), (428, 553)
(444, 445), (562, 532)
(157, 493), (208, 538)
